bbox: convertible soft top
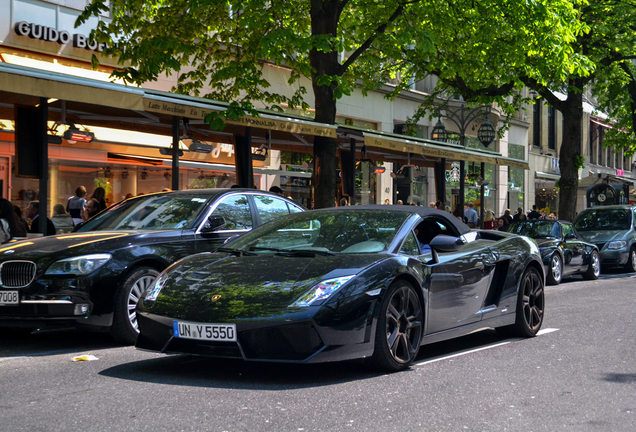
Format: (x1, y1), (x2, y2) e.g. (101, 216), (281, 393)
(312, 205), (472, 236)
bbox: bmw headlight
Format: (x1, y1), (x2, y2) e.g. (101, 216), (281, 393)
(292, 276), (354, 307)
(45, 254), (111, 276)
(607, 241), (627, 249)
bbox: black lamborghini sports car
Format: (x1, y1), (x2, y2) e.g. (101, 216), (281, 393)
(136, 206), (545, 371)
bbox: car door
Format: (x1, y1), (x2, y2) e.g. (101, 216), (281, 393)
(418, 218), (496, 333)
(252, 194), (301, 225)
(195, 193), (254, 253)
(560, 222), (585, 274)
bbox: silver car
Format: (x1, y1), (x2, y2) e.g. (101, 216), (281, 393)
(573, 205), (636, 272)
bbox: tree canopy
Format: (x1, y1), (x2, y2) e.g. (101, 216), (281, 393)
(77, 0), (636, 216)
(400, 0), (636, 220)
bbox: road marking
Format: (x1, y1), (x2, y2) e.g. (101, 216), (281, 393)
(414, 328), (559, 366)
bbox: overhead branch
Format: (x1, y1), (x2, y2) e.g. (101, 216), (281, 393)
(520, 76), (568, 112)
(439, 74), (517, 99)
(339, 0), (420, 74)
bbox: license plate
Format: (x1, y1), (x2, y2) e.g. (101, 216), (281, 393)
(173, 321), (236, 342)
(0, 290), (19, 306)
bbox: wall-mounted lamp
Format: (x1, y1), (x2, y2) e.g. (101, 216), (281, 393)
(164, 170), (171, 181)
(140, 170), (149, 180)
(121, 169), (129, 179)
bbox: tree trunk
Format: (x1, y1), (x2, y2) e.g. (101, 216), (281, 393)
(558, 85), (583, 222)
(310, 0), (340, 209)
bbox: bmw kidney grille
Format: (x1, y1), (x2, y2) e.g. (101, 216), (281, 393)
(0, 261), (37, 288)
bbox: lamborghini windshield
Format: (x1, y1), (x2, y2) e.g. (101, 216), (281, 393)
(225, 210), (410, 254)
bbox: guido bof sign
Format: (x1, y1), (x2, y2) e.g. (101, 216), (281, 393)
(14, 21), (107, 53)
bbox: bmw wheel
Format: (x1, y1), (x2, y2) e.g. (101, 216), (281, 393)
(583, 250), (601, 280)
(110, 266), (159, 345)
(497, 266), (544, 338)
(369, 280), (423, 371)
(546, 254), (562, 286)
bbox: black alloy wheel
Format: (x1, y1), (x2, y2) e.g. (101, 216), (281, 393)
(496, 266), (544, 338)
(546, 254), (562, 286)
(369, 280), (423, 371)
(110, 266), (159, 345)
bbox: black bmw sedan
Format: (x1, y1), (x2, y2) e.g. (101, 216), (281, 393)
(137, 206), (545, 371)
(508, 220), (600, 285)
(0, 189), (303, 343)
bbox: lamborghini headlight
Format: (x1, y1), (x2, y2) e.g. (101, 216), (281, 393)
(293, 275), (354, 307)
(145, 271), (170, 302)
(45, 254), (111, 276)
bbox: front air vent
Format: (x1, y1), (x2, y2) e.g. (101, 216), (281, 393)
(0, 261), (37, 288)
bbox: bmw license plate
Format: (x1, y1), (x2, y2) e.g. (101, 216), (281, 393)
(173, 321), (236, 342)
(0, 290), (19, 306)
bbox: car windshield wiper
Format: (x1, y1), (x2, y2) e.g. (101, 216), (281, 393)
(216, 247), (257, 257)
(249, 246), (335, 256)
(276, 249), (336, 257)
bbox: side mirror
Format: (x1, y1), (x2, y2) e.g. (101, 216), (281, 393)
(430, 234), (465, 252)
(202, 216), (226, 234)
(565, 233), (576, 240)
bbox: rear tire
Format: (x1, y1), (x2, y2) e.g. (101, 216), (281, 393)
(582, 250), (601, 280)
(496, 266), (544, 338)
(109, 266), (159, 345)
(546, 254), (562, 286)
(369, 280), (423, 371)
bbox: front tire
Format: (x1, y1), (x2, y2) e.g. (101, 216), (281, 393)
(625, 247), (636, 273)
(582, 250), (601, 280)
(109, 266), (159, 345)
(496, 266), (544, 338)
(546, 254), (562, 286)
(369, 280), (423, 371)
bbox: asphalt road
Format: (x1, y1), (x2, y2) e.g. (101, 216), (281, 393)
(1, 272), (635, 432)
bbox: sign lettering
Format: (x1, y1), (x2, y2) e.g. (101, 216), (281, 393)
(14, 21), (107, 52)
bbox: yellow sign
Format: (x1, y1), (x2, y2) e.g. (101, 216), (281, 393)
(143, 98), (337, 138)
(498, 158), (530, 169)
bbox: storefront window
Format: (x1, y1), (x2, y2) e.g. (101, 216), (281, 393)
(280, 151), (313, 208)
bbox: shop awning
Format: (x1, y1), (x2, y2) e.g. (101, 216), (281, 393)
(535, 171), (561, 180)
(362, 132), (529, 169)
(142, 92), (338, 138)
(579, 173), (636, 188)
(0, 62), (145, 111)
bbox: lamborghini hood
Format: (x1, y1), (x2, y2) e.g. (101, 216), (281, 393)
(145, 252), (386, 322)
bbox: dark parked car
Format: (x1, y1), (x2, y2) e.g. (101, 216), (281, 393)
(0, 189), (304, 343)
(136, 206), (545, 371)
(573, 205), (636, 271)
(508, 220), (600, 285)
